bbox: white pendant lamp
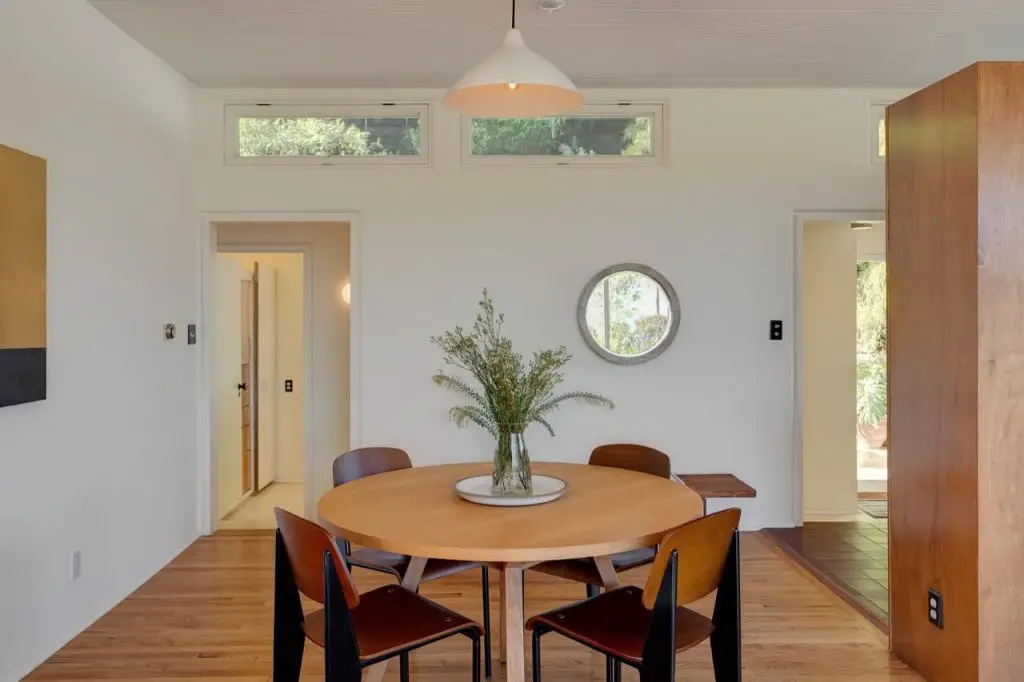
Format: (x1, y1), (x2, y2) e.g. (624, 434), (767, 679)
(444, 0), (582, 117)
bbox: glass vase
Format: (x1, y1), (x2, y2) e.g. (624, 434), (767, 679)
(492, 429), (533, 496)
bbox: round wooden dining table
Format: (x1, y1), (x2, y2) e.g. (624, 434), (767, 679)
(318, 461), (704, 682)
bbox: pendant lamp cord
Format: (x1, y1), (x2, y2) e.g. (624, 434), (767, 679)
(511, 0), (516, 29)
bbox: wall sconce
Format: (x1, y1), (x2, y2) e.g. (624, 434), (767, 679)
(340, 280), (351, 305)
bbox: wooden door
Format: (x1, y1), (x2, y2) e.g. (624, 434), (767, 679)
(215, 257), (251, 519)
(240, 280), (253, 495)
(254, 262), (278, 490)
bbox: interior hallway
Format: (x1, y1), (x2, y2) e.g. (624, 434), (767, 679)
(25, 532), (918, 681)
(219, 482), (304, 530)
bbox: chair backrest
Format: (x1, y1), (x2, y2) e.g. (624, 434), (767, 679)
(332, 447), (412, 486)
(274, 507), (360, 608)
(641, 507), (741, 608)
(589, 443), (672, 479)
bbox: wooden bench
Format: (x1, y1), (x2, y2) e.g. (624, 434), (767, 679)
(672, 473), (757, 515)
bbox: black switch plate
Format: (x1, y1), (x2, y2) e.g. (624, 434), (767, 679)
(770, 320), (784, 340)
(187, 324), (197, 345)
(928, 588), (944, 629)
(284, 379), (293, 393)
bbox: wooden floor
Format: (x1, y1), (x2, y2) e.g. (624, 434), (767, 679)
(27, 532), (920, 681)
(764, 515), (889, 631)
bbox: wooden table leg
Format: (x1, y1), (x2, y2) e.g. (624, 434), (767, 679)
(362, 557), (428, 682)
(502, 565), (525, 682)
(593, 556), (621, 589)
(400, 557), (428, 590)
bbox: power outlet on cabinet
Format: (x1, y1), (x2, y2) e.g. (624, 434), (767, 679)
(928, 588), (944, 629)
(71, 549), (82, 581)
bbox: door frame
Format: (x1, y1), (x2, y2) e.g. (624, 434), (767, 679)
(791, 209), (884, 526)
(198, 212), (362, 535)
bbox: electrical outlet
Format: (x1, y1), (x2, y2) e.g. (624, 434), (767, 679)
(71, 550), (82, 581)
(928, 588), (944, 629)
(770, 320), (784, 340)
(284, 379), (293, 393)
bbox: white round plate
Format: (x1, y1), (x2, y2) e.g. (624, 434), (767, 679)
(454, 474), (569, 507)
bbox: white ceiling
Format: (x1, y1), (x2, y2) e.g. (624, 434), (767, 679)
(88, 0), (1024, 89)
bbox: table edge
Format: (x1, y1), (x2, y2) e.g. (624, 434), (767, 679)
(319, 462), (705, 563)
(318, 514), (678, 563)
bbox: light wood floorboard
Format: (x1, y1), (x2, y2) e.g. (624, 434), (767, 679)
(26, 532), (921, 681)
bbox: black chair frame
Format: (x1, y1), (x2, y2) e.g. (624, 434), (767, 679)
(531, 531), (741, 682)
(273, 531), (482, 682)
(340, 533), (492, 677)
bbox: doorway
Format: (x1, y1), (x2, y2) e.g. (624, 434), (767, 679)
(215, 252), (306, 530)
(767, 214), (889, 631)
(855, 252), (888, 513)
(199, 215), (355, 534)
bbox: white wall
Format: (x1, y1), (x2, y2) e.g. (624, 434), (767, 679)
(0, 1), (197, 679)
(197, 86), (907, 530)
(802, 221), (859, 521)
(857, 222), (887, 261)
(224, 252), (307, 484)
(217, 224), (349, 503)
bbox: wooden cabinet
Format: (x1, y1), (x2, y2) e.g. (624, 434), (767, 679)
(888, 62), (1024, 682)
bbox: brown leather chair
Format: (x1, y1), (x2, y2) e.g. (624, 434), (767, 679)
(528, 444), (672, 597)
(527, 508), (742, 682)
(272, 508), (483, 681)
(332, 447), (492, 677)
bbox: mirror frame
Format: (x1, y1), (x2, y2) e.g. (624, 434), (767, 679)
(576, 263), (681, 365)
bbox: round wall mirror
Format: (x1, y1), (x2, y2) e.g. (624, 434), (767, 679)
(577, 263), (680, 365)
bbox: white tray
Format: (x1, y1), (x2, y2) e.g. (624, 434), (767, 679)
(454, 474), (569, 507)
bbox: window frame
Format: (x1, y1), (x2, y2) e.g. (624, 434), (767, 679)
(460, 102), (666, 167)
(869, 101), (890, 166)
(224, 103), (431, 166)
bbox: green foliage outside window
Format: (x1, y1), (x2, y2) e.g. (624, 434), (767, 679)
(856, 261), (887, 427)
(238, 116), (420, 157)
(238, 114), (652, 159)
(470, 116), (651, 157)
(588, 271), (670, 357)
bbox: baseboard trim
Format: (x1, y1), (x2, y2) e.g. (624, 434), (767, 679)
(803, 511), (862, 522)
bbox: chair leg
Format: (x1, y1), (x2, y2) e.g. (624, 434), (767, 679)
(586, 583), (599, 599)
(613, 659), (622, 682)
(273, 532), (305, 682)
(606, 656), (615, 682)
(481, 567), (492, 678)
(472, 632), (482, 682)
(640, 551), (679, 682)
(532, 628), (544, 682)
(710, 531), (742, 682)
(400, 651), (410, 682)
